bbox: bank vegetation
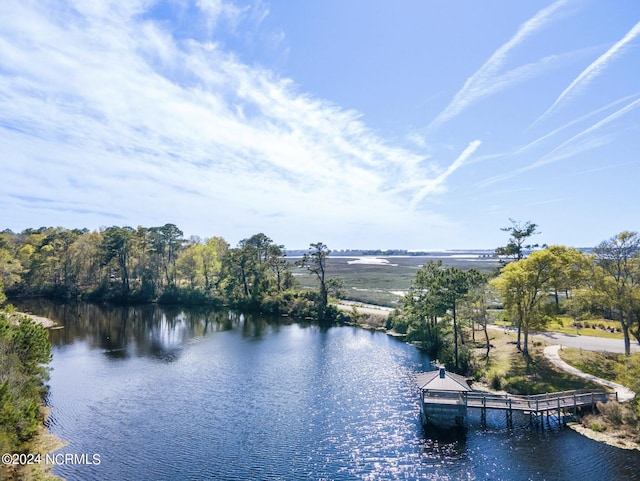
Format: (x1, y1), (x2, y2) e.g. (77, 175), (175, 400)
(0, 284), (60, 480)
(0, 226), (343, 323)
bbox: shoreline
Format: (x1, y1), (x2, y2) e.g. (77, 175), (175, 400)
(567, 422), (640, 451)
(339, 303), (640, 453)
(10, 311), (59, 329)
(6, 312), (66, 480)
(15, 302), (640, 458)
(19, 407), (67, 481)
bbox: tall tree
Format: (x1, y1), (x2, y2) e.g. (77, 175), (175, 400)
(490, 247), (578, 357)
(401, 261), (448, 352)
(201, 237), (228, 290)
(101, 226), (135, 294)
(297, 242), (331, 320)
(221, 233), (287, 305)
(495, 219), (541, 263)
(397, 262), (483, 371)
(593, 231), (640, 355)
(545, 245), (591, 308)
(462, 281), (492, 357)
(0, 235), (22, 290)
(433, 267), (483, 370)
(494, 219), (543, 347)
(149, 224), (185, 286)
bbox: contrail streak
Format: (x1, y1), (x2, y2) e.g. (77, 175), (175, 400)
(537, 20), (640, 122)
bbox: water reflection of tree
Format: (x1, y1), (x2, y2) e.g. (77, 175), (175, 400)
(14, 300), (298, 361)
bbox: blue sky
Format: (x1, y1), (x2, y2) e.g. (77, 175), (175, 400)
(1, 0), (639, 249)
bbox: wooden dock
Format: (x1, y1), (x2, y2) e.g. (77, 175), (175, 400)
(420, 388), (615, 428)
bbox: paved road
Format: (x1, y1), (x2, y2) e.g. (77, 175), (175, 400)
(335, 300), (393, 317)
(488, 325), (640, 354)
(487, 325), (638, 401)
(533, 331), (640, 354)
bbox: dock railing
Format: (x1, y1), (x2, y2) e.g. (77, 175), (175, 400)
(422, 388), (613, 412)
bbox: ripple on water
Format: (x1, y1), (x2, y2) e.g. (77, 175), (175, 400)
(19, 301), (638, 481)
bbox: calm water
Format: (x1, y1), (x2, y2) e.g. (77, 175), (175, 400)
(14, 300), (640, 480)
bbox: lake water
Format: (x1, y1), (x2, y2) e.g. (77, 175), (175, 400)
(14, 300), (640, 480)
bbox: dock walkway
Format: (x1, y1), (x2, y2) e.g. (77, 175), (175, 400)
(421, 388), (614, 428)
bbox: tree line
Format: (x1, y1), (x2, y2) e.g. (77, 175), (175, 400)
(0, 225), (340, 322)
(390, 220), (640, 374)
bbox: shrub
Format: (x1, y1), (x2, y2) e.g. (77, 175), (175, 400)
(597, 401), (623, 426)
(390, 314), (411, 334)
(582, 414), (606, 431)
(489, 371), (504, 390)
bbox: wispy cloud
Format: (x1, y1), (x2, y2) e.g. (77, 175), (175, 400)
(0, 0), (461, 246)
(535, 96), (640, 164)
(519, 94), (639, 153)
(410, 140), (481, 209)
(478, 96), (640, 187)
(429, 0), (569, 128)
(537, 20), (640, 121)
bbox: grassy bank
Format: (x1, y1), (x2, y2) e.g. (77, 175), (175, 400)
(557, 348), (640, 447)
(475, 329), (602, 394)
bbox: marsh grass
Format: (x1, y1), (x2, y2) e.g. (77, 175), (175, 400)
(292, 255), (499, 307)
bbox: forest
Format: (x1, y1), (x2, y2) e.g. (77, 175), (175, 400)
(0, 290), (52, 469)
(0, 225), (340, 321)
(1, 222), (640, 364)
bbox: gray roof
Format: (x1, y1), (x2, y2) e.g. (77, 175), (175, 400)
(416, 369), (472, 392)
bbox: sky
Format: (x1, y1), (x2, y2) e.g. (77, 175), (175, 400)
(1, 0), (639, 250)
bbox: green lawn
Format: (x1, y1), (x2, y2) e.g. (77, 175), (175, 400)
(480, 331), (603, 394)
(558, 348), (621, 381)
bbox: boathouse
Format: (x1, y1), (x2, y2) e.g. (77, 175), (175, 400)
(417, 367), (471, 427)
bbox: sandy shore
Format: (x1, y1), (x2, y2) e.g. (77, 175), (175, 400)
(335, 300), (393, 317)
(10, 312), (58, 328)
(567, 422), (639, 451)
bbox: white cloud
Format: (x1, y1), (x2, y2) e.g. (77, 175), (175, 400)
(524, 94), (638, 149)
(0, 0), (458, 247)
(429, 0), (570, 128)
(477, 97), (640, 187)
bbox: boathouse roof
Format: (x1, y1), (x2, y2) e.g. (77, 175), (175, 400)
(416, 367), (471, 392)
